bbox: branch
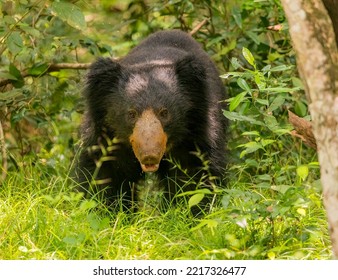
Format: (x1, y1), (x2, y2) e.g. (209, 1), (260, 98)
(0, 62), (91, 88)
(46, 63), (91, 72)
(189, 19), (209, 36)
(288, 110), (316, 149)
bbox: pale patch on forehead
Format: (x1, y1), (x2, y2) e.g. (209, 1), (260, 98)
(125, 59), (177, 95)
(125, 74), (149, 96)
(153, 67), (177, 89)
(129, 59), (174, 69)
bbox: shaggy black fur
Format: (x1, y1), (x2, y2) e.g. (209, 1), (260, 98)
(75, 30), (227, 210)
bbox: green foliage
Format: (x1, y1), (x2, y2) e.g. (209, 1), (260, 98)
(0, 0), (92, 171)
(192, 13), (325, 259)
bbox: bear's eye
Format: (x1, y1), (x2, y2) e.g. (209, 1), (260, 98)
(127, 109), (138, 122)
(158, 108), (169, 121)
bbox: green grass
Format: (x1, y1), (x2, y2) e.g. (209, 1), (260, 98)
(0, 155), (332, 260)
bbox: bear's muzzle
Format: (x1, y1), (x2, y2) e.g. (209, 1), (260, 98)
(129, 109), (167, 173)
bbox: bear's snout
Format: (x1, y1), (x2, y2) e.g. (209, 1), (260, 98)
(129, 109), (167, 173)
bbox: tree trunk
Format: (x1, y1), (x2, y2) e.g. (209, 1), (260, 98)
(322, 0), (338, 45)
(281, 0), (338, 258)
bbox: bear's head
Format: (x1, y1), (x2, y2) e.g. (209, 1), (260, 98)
(84, 56), (207, 173)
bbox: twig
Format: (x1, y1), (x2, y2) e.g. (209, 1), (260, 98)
(46, 63), (91, 71)
(0, 62), (91, 88)
(189, 19), (209, 36)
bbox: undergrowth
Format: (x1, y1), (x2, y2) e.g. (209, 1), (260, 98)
(0, 153), (331, 260)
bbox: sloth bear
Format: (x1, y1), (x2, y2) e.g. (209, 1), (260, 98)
(75, 30), (227, 211)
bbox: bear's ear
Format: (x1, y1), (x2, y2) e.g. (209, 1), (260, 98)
(85, 57), (121, 98)
(175, 55), (206, 87)
(84, 58), (122, 127)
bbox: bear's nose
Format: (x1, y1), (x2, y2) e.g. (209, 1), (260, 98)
(129, 109), (167, 173)
(140, 155), (160, 173)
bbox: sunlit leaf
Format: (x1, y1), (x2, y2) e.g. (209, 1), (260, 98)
(297, 165), (309, 181)
(188, 193), (205, 208)
(270, 65), (293, 72)
(27, 63), (49, 76)
(242, 47), (255, 67)
(254, 72), (266, 90)
(261, 87), (300, 93)
(51, 2), (86, 30)
(242, 131), (260, 137)
(229, 91), (247, 111)
(261, 139), (276, 147)
(297, 208), (306, 216)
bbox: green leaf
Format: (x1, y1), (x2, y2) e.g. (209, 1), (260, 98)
(0, 89), (23, 101)
(51, 2), (86, 30)
(177, 188), (212, 197)
(237, 78), (251, 92)
(19, 24), (41, 38)
(261, 139), (276, 147)
(62, 236), (79, 246)
(297, 208), (306, 216)
(292, 77), (304, 89)
(294, 101), (307, 117)
(9, 63), (24, 88)
(79, 200), (97, 212)
(238, 141), (263, 157)
(190, 219), (219, 232)
(271, 185), (292, 194)
(268, 95), (285, 112)
(230, 57), (241, 70)
(27, 63), (49, 76)
(254, 72), (266, 90)
(188, 193), (205, 209)
(223, 110), (263, 125)
(308, 162), (319, 167)
(229, 92), (247, 112)
(261, 87), (299, 93)
(220, 72), (245, 79)
(242, 47), (255, 67)
(246, 30), (261, 45)
(268, 251), (276, 260)
(242, 131), (260, 137)
(0, 72), (17, 80)
(297, 165), (309, 181)
(261, 64), (271, 74)
(7, 31), (23, 55)
(256, 98), (269, 106)
(270, 65), (293, 72)
(219, 39), (237, 55)
(264, 114), (280, 131)
(257, 174), (271, 181)
(232, 6), (242, 28)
